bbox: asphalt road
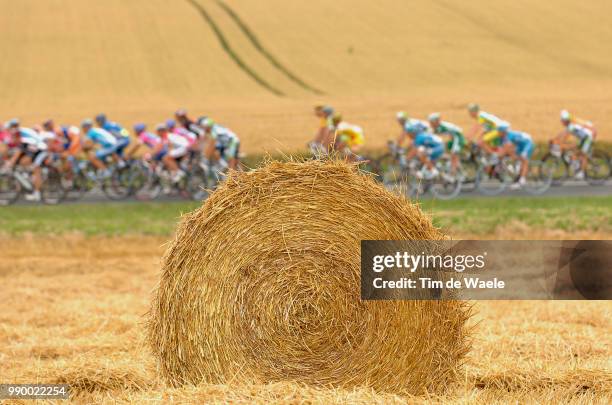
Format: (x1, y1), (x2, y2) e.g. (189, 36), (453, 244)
(3, 179), (611, 206)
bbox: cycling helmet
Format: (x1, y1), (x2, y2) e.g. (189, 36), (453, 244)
(197, 116), (209, 126)
(560, 109), (571, 122)
(201, 118), (214, 128)
(428, 112), (441, 122)
(396, 111), (407, 121)
(81, 119), (93, 128)
(95, 113), (107, 124)
(175, 108), (187, 118)
(133, 123), (146, 133)
(7, 118), (19, 128)
(156, 123), (167, 132)
(166, 119), (176, 128)
(42, 119), (54, 129)
(497, 122), (510, 132)
(322, 106), (334, 116)
(468, 103), (480, 113)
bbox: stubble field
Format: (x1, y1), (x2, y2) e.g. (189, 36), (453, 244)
(1, 198), (611, 403)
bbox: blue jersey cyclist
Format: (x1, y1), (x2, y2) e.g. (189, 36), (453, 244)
(95, 113), (130, 157)
(395, 111), (430, 148)
(403, 122), (444, 180)
(81, 119), (119, 178)
(498, 123), (534, 188)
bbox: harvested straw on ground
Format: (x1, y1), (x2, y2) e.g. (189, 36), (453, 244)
(147, 159), (471, 395)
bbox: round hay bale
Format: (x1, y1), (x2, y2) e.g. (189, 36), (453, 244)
(147, 159), (471, 395)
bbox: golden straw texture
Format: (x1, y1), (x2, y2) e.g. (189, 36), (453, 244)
(147, 159), (471, 395)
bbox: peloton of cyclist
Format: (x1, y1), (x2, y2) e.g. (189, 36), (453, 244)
(497, 123), (535, 188)
(395, 112), (430, 149)
(327, 113), (365, 161)
(200, 118), (241, 170)
(81, 119), (119, 178)
(552, 110), (595, 179)
(403, 119), (445, 180)
(95, 113), (130, 158)
(3, 119), (48, 201)
(428, 112), (465, 175)
(467, 103), (509, 153)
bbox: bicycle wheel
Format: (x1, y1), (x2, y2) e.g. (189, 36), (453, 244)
(586, 150), (611, 185)
(63, 171), (91, 201)
(134, 171), (162, 201)
(475, 163), (511, 195)
(459, 158), (478, 191)
(186, 165), (210, 201)
(523, 160), (553, 195)
(0, 172), (21, 205)
(102, 167), (131, 200)
(41, 167), (67, 204)
(126, 162), (149, 195)
(541, 153), (567, 186)
(430, 157), (462, 200)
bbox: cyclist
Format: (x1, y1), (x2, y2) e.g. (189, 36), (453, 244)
(175, 109), (204, 139)
(39, 119), (65, 154)
(156, 124), (189, 183)
(428, 112), (465, 175)
(328, 113), (364, 160)
(396, 111), (430, 149)
(404, 121), (444, 180)
(130, 123), (167, 163)
(553, 110), (594, 179)
(3, 119), (48, 201)
(167, 119), (197, 148)
(95, 113), (130, 158)
(200, 118), (241, 170)
(311, 105), (335, 152)
(498, 123), (534, 188)
(81, 119), (118, 178)
(561, 109), (597, 136)
(467, 103), (509, 152)
(0, 122), (12, 158)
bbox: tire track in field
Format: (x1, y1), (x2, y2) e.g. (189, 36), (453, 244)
(215, 0), (325, 96)
(185, 0), (285, 96)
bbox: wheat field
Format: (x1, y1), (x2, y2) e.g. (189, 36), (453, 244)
(1, 235), (610, 404)
(1, 0), (611, 153)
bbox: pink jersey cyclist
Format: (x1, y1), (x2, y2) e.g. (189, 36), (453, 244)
(166, 119), (197, 147)
(132, 123), (166, 161)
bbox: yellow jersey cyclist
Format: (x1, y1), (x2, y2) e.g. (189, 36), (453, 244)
(328, 113), (365, 161)
(468, 103), (509, 152)
(553, 110), (595, 179)
(395, 112), (430, 149)
(428, 112), (465, 175)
